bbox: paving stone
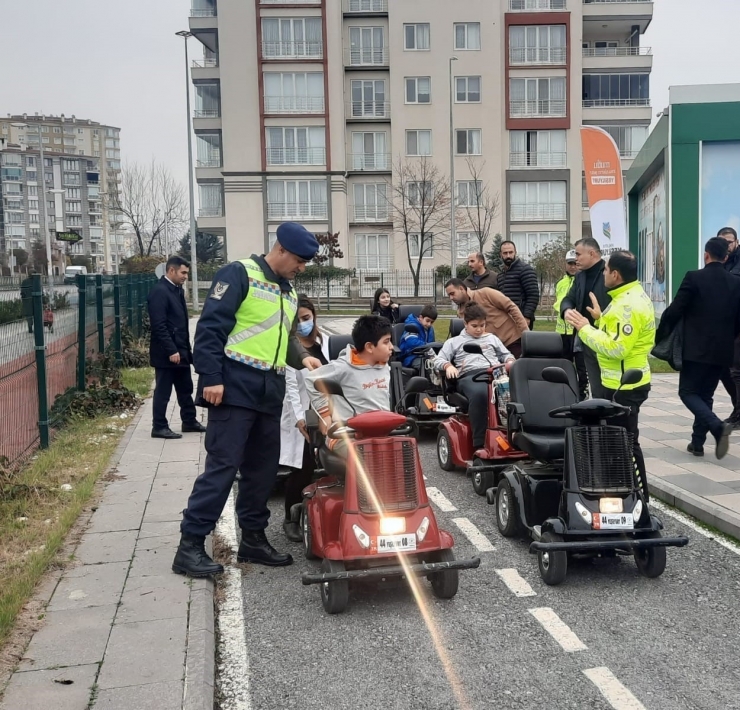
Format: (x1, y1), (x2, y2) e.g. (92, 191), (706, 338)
(117, 573), (191, 624)
(139, 520), (182, 539)
(151, 476), (197, 494)
(74, 530), (138, 565)
(48, 561), (129, 612)
(0, 664), (98, 710)
(156, 460), (200, 478)
(142, 491), (189, 524)
(644, 458), (689, 479)
(706, 492), (740, 514)
(94, 680), (183, 710)
(661, 474), (737, 498)
(128, 537), (180, 577)
(676, 460), (740, 484)
(87, 501), (145, 534)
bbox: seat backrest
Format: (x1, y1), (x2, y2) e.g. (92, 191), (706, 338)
(391, 322), (407, 347)
(398, 304), (423, 321)
(448, 318), (464, 338)
(509, 331), (577, 432)
(328, 334), (354, 361)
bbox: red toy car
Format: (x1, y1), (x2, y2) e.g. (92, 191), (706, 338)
(300, 380), (480, 614)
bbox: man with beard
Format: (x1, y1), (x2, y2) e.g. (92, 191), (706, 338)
(497, 241), (540, 328)
(718, 226), (740, 426)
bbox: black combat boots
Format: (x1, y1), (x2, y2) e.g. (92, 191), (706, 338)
(238, 529), (293, 566)
(172, 534), (224, 577)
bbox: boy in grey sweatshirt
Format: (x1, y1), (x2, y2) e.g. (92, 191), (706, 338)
(305, 315), (394, 456)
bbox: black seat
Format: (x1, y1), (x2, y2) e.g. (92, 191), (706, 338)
(441, 377), (469, 413)
(508, 331), (578, 461)
(318, 446), (346, 478)
(328, 334), (353, 361)
(391, 322), (407, 348)
(398, 304), (423, 321)
(448, 318), (464, 338)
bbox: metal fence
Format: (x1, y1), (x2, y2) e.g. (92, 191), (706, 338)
(0, 274), (157, 470)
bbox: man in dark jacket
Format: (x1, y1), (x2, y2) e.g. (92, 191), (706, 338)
(718, 226), (740, 424)
(657, 237), (740, 459)
(560, 237), (611, 399)
(147, 256), (205, 439)
(463, 252), (498, 290)
(497, 241), (539, 327)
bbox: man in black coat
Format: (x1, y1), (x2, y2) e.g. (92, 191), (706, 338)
(497, 241), (540, 327)
(147, 256), (205, 439)
(717, 226), (740, 424)
(560, 237), (611, 399)
(656, 237), (740, 459)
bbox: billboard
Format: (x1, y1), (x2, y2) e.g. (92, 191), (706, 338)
(637, 168), (667, 315)
(700, 141), (740, 266)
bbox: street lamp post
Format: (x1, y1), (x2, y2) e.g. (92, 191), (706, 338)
(448, 57), (458, 276)
(176, 30), (199, 310)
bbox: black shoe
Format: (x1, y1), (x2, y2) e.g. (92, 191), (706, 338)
(172, 534), (224, 577)
(715, 422), (733, 461)
(152, 427), (183, 439)
(687, 443), (704, 457)
(237, 529), (293, 566)
(283, 520), (302, 542)
(182, 421), (207, 433)
(725, 412), (740, 430)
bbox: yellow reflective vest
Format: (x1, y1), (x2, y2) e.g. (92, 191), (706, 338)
(553, 274), (574, 335)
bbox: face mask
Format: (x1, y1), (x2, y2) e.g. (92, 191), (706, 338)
(297, 319), (314, 337)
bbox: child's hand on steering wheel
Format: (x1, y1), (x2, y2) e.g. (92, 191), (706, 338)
(505, 359), (514, 373)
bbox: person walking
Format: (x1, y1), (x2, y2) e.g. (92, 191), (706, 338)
(172, 223), (321, 578)
(147, 256), (205, 439)
(717, 226), (740, 426)
(497, 240), (539, 328)
(656, 237), (740, 459)
(565, 251), (655, 500)
(560, 237), (611, 400)
(463, 252), (499, 290)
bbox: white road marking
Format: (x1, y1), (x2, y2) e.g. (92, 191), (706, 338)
(452, 518), (495, 552)
(528, 607), (587, 652)
(426, 487), (458, 512)
(496, 568), (537, 597)
(214, 489), (251, 710)
(583, 667), (646, 710)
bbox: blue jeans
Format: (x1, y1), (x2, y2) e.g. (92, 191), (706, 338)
(678, 360), (724, 447)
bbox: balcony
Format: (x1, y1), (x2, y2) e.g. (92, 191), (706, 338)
(510, 47), (567, 65)
(582, 0), (653, 33)
(266, 202), (328, 220)
(189, 5), (217, 34)
(192, 57), (218, 67)
(190, 8), (215, 17)
(510, 151), (567, 168)
(198, 207), (223, 218)
(196, 157), (222, 168)
(582, 46), (652, 70)
(582, 98), (649, 107)
(509, 99), (567, 118)
(351, 205), (391, 222)
(261, 0), (320, 3)
(508, 0), (566, 9)
(344, 47), (389, 69)
(262, 42), (323, 60)
(511, 203), (567, 221)
(193, 108), (221, 118)
(347, 154), (391, 172)
(266, 147), (326, 166)
(343, 0), (388, 14)
(263, 96), (325, 114)
(346, 101), (391, 120)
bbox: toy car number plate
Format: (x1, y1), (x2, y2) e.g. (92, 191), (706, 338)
(376, 534), (416, 553)
(592, 512), (634, 530)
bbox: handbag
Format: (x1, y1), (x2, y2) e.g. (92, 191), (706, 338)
(651, 319), (683, 371)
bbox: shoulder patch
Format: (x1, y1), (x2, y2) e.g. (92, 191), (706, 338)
(623, 324), (633, 335)
(210, 282), (230, 300)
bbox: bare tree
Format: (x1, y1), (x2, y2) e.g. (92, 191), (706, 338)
(459, 157), (501, 255)
(110, 161), (188, 257)
(387, 156), (451, 296)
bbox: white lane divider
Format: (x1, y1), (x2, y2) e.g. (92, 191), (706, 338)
(452, 518), (495, 552)
(426, 487), (458, 512)
(528, 607), (587, 652)
(583, 667), (646, 710)
(496, 568), (537, 597)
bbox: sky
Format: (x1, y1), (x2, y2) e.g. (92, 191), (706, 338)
(2, 0), (740, 194)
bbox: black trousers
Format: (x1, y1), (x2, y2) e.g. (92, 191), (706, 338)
(181, 405), (281, 537)
(679, 360), (725, 448)
(719, 334), (740, 413)
(457, 371), (489, 449)
(561, 334), (588, 399)
(583, 346), (606, 400)
(602, 384), (650, 501)
(284, 438), (316, 519)
(153, 366), (197, 430)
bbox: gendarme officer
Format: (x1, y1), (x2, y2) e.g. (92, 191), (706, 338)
(172, 222), (321, 577)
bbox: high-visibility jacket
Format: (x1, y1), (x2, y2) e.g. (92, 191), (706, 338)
(553, 274), (574, 335)
(578, 280), (655, 390)
(224, 258), (298, 372)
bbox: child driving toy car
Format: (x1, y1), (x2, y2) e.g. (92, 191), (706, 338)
(399, 304), (438, 370)
(305, 315), (394, 458)
(434, 303), (515, 451)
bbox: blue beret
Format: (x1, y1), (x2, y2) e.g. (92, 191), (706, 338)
(276, 222), (320, 260)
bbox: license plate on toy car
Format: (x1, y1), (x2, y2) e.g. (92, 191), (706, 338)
(376, 534), (416, 553)
(592, 512), (634, 530)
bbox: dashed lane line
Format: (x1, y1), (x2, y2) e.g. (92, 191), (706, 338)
(495, 568), (537, 597)
(452, 517), (496, 552)
(528, 607), (587, 653)
(426, 487), (458, 512)
(583, 667), (646, 710)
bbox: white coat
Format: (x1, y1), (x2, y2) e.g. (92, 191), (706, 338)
(279, 331), (331, 469)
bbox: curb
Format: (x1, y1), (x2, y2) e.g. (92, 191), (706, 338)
(183, 575), (215, 710)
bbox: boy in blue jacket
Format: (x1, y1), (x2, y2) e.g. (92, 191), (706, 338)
(399, 304), (438, 370)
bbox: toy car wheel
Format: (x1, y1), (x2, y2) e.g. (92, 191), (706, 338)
(538, 532), (567, 586)
(428, 548), (459, 600)
(301, 503), (318, 560)
(634, 532), (667, 578)
(437, 430), (455, 471)
(320, 559), (349, 614)
(496, 479), (520, 537)
(471, 460), (493, 497)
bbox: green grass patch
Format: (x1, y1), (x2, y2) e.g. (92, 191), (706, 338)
(121, 367), (154, 398)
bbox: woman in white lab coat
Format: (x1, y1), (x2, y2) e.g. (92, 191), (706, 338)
(281, 295), (330, 541)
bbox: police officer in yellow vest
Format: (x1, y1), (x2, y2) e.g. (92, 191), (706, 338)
(565, 250), (655, 501)
(173, 223), (321, 577)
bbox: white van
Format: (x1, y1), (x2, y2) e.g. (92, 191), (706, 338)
(64, 265), (88, 284)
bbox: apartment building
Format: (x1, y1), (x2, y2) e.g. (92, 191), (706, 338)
(187, 0), (653, 278)
(0, 114), (124, 272)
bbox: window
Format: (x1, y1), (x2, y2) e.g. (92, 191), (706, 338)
(67, 215), (82, 226)
(600, 125), (649, 158)
(28, 200), (39, 211)
(199, 183), (224, 217)
(454, 23), (480, 50)
(349, 27), (386, 65)
(409, 233), (434, 258)
(30, 228), (40, 238)
(510, 130), (566, 167)
(405, 77), (431, 104)
(44, 158), (53, 167)
(53, 127), (61, 133)
(510, 25), (566, 64)
(584, 40), (620, 56)
(456, 180), (482, 207)
(47, 200), (55, 212)
(196, 133), (222, 167)
(510, 77), (566, 117)
(66, 187), (81, 199)
(65, 201), (82, 213)
(194, 83), (221, 119)
(404, 23), (430, 50)
(263, 72), (324, 113)
(455, 129), (482, 155)
(407, 181), (433, 207)
(406, 130), (432, 156)
(456, 232), (478, 259)
(261, 17), (322, 58)
(28, 186), (38, 196)
(350, 80), (387, 117)
(63, 159), (79, 170)
(26, 171), (37, 182)
(510, 231), (566, 260)
(266, 180), (328, 219)
(63, 172), (80, 185)
(26, 157), (36, 168)
(510, 181), (567, 221)
(64, 138), (75, 146)
(582, 74), (650, 107)
(355, 233), (390, 270)
(5, 200), (22, 211)
(6, 212), (24, 224)
(266, 127), (325, 165)
(78, 128), (84, 134)
(41, 126), (49, 133)
(455, 76), (481, 103)
(351, 132), (388, 170)
(353, 183), (389, 221)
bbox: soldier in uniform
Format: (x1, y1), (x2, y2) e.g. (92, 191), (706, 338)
(172, 222), (321, 577)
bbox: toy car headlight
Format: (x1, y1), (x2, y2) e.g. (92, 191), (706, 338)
(632, 499), (643, 523)
(416, 517), (430, 543)
(380, 517), (405, 535)
(575, 501), (591, 524)
(599, 498), (624, 514)
(352, 524), (371, 549)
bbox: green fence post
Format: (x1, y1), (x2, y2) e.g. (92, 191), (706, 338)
(95, 274), (105, 353)
(77, 274), (87, 391)
(126, 274), (134, 332)
(113, 275), (122, 367)
(136, 275), (144, 336)
(32, 275), (50, 448)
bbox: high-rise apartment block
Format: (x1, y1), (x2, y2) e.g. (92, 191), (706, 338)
(188, 0), (653, 273)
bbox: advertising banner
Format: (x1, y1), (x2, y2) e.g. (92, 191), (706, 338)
(581, 126), (627, 255)
(637, 168), (667, 315)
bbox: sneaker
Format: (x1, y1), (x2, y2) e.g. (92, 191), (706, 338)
(687, 443), (704, 457)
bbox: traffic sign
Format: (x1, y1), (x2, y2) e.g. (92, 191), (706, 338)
(56, 230), (82, 243)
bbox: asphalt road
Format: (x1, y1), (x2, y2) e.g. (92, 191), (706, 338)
(219, 429), (740, 710)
